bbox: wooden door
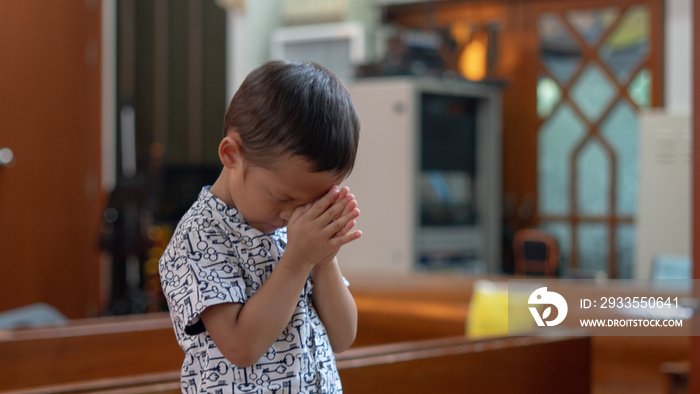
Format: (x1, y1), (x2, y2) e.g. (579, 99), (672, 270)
(0, 0), (103, 318)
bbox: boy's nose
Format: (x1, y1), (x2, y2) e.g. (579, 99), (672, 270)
(280, 201), (306, 222)
(279, 209), (293, 222)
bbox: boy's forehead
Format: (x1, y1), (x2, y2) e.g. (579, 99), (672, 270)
(265, 156), (344, 199)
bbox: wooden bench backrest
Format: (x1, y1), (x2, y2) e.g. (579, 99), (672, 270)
(339, 335), (590, 393)
(2, 333), (590, 394)
(0, 313), (182, 391)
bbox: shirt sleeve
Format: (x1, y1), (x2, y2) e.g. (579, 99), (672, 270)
(161, 225), (249, 336)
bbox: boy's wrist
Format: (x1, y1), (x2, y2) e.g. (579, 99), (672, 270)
(311, 256), (340, 280)
(280, 248), (317, 275)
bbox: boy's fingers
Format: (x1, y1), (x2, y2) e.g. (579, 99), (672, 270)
(289, 202), (313, 222)
(341, 195), (356, 216)
(323, 207), (360, 238)
(320, 196), (354, 224)
(334, 218), (356, 238)
(335, 187), (349, 203)
(331, 229), (362, 247)
(328, 187), (350, 214)
(306, 186), (340, 218)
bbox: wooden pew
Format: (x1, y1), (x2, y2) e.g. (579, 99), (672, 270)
(0, 313), (182, 391)
(592, 336), (689, 394)
(0, 274), (471, 391)
(338, 335), (590, 394)
(347, 272), (475, 347)
(0, 273), (687, 393)
(1, 334), (591, 394)
(660, 360), (689, 394)
(3, 371), (181, 394)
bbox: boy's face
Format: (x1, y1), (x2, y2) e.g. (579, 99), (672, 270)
(229, 154), (345, 234)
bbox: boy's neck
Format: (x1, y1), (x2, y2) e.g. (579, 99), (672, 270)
(210, 172), (236, 208)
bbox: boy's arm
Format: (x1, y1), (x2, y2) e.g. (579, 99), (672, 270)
(310, 257), (358, 353)
(311, 190), (360, 353)
(200, 187), (361, 367)
(201, 258), (313, 367)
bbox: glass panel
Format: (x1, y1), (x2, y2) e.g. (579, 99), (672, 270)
(539, 222), (571, 275)
(567, 7), (619, 46)
(537, 75), (561, 118)
(570, 63), (616, 122)
(576, 138), (610, 215)
(577, 223), (609, 273)
(616, 224), (635, 279)
(628, 68), (651, 108)
(600, 100), (638, 215)
(538, 13), (583, 84)
(538, 103), (586, 215)
(599, 5), (650, 83)
(419, 93), (478, 226)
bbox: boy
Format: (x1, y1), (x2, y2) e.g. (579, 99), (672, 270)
(159, 61), (361, 393)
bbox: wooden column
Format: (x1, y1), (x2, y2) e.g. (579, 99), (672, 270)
(691, 0), (700, 392)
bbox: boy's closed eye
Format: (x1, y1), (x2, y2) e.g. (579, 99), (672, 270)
(269, 191), (294, 203)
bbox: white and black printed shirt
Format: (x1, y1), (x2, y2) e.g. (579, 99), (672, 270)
(159, 186), (343, 393)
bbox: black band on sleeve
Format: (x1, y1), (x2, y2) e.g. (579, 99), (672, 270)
(185, 318), (206, 335)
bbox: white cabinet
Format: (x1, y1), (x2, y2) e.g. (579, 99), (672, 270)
(635, 111), (691, 280)
(339, 77), (502, 274)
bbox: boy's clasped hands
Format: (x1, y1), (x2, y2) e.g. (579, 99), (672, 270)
(284, 186), (361, 270)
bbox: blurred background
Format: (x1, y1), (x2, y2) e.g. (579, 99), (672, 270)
(0, 1), (696, 392)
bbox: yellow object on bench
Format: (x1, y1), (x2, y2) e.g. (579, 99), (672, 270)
(466, 280), (534, 338)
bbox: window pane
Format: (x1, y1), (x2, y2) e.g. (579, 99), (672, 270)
(567, 7), (619, 46)
(570, 63), (616, 122)
(538, 13), (582, 84)
(616, 224), (635, 279)
(538, 103), (586, 215)
(537, 75), (561, 118)
(577, 223), (609, 273)
(629, 68), (651, 108)
(576, 138), (610, 215)
(599, 5), (649, 83)
(600, 100), (638, 215)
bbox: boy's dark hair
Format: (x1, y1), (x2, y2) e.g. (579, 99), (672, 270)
(223, 60), (360, 177)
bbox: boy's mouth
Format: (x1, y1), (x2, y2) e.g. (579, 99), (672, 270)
(264, 224), (282, 233)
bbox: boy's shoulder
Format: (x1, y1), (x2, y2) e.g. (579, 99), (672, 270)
(174, 187), (288, 244)
(176, 187), (244, 235)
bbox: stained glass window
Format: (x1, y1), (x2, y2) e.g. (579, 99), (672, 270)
(570, 64), (616, 122)
(599, 5), (649, 83)
(539, 13), (582, 85)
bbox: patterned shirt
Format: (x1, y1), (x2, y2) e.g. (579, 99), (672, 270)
(159, 187), (343, 393)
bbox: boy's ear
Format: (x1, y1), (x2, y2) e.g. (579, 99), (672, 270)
(218, 132), (245, 169)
